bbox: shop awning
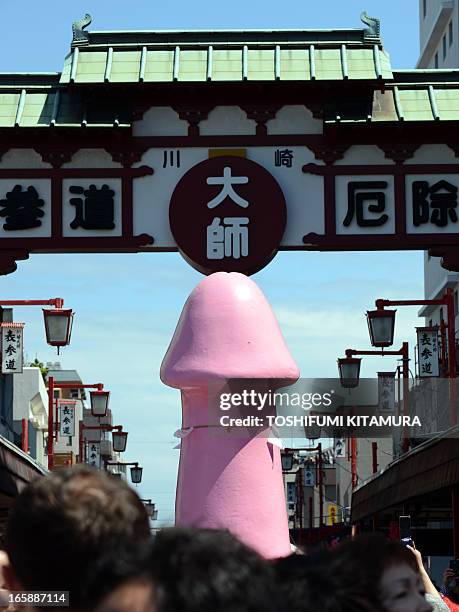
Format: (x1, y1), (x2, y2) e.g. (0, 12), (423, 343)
(352, 433), (459, 522)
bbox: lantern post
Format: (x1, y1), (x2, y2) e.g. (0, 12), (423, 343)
(369, 288), (456, 424)
(78, 424), (127, 464)
(47, 380), (106, 470)
(338, 344), (410, 452)
(105, 461), (143, 484)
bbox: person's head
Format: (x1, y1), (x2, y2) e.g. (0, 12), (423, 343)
(4, 465), (151, 611)
(331, 534), (432, 612)
(148, 527), (279, 612)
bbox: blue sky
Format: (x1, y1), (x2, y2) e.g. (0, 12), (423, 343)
(0, 0), (423, 526)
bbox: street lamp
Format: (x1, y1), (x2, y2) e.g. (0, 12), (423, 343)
(130, 464), (143, 484)
(43, 308), (74, 351)
(90, 390), (110, 417)
(366, 308), (396, 348)
(112, 430), (128, 453)
(338, 356), (361, 388)
(281, 450), (294, 472)
(48, 379), (108, 470)
(106, 461), (142, 484)
(78, 424), (127, 464)
(141, 500), (158, 521)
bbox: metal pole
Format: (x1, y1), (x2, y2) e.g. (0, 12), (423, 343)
(79, 421), (84, 464)
(309, 495), (313, 531)
(372, 442), (378, 474)
(351, 437), (358, 489)
(47, 376), (54, 470)
(446, 288), (457, 427)
(318, 442), (324, 526)
(402, 342), (410, 453)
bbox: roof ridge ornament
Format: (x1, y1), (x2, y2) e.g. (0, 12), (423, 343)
(361, 11), (381, 41)
(72, 13), (92, 47)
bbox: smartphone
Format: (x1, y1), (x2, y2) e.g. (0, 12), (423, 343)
(399, 515), (412, 547)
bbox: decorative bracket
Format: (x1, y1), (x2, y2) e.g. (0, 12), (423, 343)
(242, 105), (280, 136)
(377, 143), (418, 164)
(106, 147), (148, 167)
(34, 147), (76, 168)
(307, 143), (349, 165)
(172, 106), (214, 136)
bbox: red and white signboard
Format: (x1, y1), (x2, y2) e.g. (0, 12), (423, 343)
(87, 441), (101, 469)
(417, 327), (440, 378)
(378, 372), (396, 413)
(58, 400), (77, 437)
(0, 323), (24, 374)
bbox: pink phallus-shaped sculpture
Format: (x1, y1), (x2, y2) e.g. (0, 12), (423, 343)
(161, 272), (299, 558)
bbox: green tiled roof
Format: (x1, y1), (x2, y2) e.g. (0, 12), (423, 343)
(59, 43), (392, 84)
(0, 83), (129, 128)
(325, 70), (459, 123)
(58, 22), (391, 84)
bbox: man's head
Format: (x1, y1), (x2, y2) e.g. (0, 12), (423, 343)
(5, 465), (151, 610)
(148, 527), (279, 612)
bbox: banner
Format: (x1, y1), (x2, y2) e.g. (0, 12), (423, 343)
(417, 327), (440, 377)
(1, 323), (24, 374)
(58, 400), (77, 437)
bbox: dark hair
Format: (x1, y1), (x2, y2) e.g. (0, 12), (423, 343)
(149, 527), (279, 612)
(272, 550), (375, 612)
(329, 534), (420, 611)
(5, 465), (151, 610)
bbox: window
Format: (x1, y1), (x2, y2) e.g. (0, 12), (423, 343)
(443, 34), (447, 59)
(423, 0), (427, 18)
(429, 319), (433, 327)
(53, 389), (60, 399)
(450, 21), (453, 46)
(435, 52), (439, 68)
(455, 290), (459, 315)
(440, 307), (444, 321)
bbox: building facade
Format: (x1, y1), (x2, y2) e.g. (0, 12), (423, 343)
(418, 0), (458, 68)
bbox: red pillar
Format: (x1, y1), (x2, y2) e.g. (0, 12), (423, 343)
(47, 376), (54, 470)
(21, 418), (28, 453)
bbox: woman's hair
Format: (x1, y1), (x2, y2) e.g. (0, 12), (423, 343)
(329, 533), (420, 611)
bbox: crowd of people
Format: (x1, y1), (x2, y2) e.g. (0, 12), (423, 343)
(0, 465), (457, 612)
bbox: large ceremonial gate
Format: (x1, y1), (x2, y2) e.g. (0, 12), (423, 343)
(1, 13), (459, 275)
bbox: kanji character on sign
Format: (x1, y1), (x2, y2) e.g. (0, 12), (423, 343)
(412, 180), (458, 228)
(274, 149), (294, 168)
(0, 185), (45, 231)
(69, 184), (115, 230)
(207, 217), (249, 260)
(207, 167), (249, 209)
(421, 362), (433, 374)
(420, 333), (432, 346)
(5, 330), (15, 342)
(344, 181), (389, 227)
(5, 359), (15, 370)
(4, 345), (16, 356)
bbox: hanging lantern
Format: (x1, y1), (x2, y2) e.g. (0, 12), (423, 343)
(338, 357), (361, 389)
(90, 390), (110, 417)
(281, 451), (294, 472)
(112, 430), (128, 452)
(130, 465), (143, 484)
(144, 501), (155, 518)
(366, 309), (396, 348)
(43, 309), (74, 350)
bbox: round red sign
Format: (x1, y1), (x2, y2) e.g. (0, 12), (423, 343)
(169, 156), (287, 275)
